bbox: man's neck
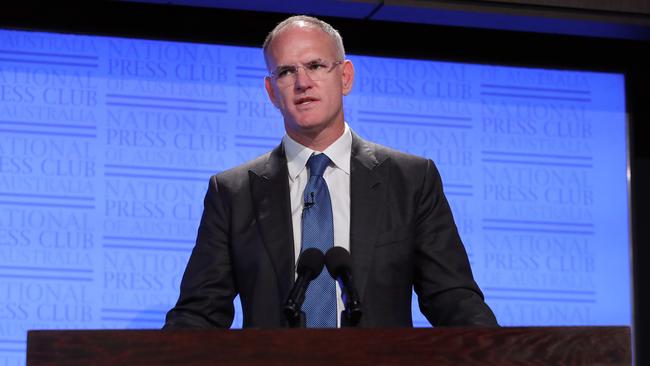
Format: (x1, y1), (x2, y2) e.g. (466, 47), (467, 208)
(286, 122), (345, 152)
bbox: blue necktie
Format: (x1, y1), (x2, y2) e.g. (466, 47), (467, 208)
(301, 153), (337, 328)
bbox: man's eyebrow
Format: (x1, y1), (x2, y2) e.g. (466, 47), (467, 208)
(272, 58), (327, 73)
(273, 64), (294, 71)
(276, 58), (325, 68)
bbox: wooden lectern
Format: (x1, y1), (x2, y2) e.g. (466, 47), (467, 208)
(27, 326), (630, 365)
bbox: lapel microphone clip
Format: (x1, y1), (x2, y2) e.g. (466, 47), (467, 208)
(304, 191), (315, 209)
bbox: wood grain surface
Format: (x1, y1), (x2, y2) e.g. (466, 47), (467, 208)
(26, 326), (631, 366)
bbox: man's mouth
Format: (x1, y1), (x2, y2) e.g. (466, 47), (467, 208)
(295, 96), (319, 106)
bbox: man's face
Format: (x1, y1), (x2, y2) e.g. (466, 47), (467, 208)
(264, 24), (354, 143)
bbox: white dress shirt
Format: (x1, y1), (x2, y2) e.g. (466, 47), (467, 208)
(282, 123), (352, 327)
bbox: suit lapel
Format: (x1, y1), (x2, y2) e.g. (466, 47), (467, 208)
(249, 144), (295, 302)
(349, 132), (389, 302)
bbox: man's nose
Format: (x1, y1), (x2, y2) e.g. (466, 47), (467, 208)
(294, 67), (315, 90)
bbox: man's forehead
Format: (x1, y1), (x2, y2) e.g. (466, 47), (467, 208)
(265, 25), (335, 66)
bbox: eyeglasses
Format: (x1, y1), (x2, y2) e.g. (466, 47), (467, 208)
(269, 60), (343, 88)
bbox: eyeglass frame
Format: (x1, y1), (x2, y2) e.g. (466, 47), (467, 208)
(268, 60), (344, 87)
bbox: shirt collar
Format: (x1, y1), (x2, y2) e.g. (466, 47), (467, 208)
(283, 123), (352, 181)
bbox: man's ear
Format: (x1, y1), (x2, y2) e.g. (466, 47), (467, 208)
(341, 59), (355, 96)
(265, 76), (280, 108)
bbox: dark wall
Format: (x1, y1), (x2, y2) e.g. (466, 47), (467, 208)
(2, 0), (648, 362)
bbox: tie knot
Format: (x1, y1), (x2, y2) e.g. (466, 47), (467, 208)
(307, 153), (331, 177)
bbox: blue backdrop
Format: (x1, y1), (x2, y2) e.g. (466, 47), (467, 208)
(0, 29), (631, 365)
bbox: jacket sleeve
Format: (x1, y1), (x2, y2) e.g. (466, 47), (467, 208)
(163, 175), (236, 329)
(414, 159), (498, 326)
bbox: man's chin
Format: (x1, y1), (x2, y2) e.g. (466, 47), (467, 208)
(287, 118), (325, 132)
(284, 112), (342, 135)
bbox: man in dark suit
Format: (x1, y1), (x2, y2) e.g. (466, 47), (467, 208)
(164, 15), (497, 328)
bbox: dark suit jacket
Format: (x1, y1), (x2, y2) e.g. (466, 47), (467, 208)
(164, 132), (497, 328)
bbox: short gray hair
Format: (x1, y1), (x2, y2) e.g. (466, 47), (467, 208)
(263, 15), (346, 67)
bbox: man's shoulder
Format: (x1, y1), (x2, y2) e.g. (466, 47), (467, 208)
(354, 134), (430, 168)
(217, 150), (276, 180)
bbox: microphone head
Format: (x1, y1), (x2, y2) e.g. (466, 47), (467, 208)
(296, 248), (325, 281)
(325, 246), (352, 279)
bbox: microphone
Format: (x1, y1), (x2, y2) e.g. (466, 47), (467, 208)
(283, 248), (325, 328)
(325, 247), (362, 327)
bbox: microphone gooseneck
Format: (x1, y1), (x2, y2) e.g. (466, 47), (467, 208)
(325, 247), (363, 327)
(283, 248), (325, 327)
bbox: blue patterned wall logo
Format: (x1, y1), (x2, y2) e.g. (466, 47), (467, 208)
(0, 30), (630, 364)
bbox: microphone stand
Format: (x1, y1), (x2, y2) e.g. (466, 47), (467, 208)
(339, 289), (362, 327)
(284, 289), (307, 328)
(287, 311), (306, 328)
